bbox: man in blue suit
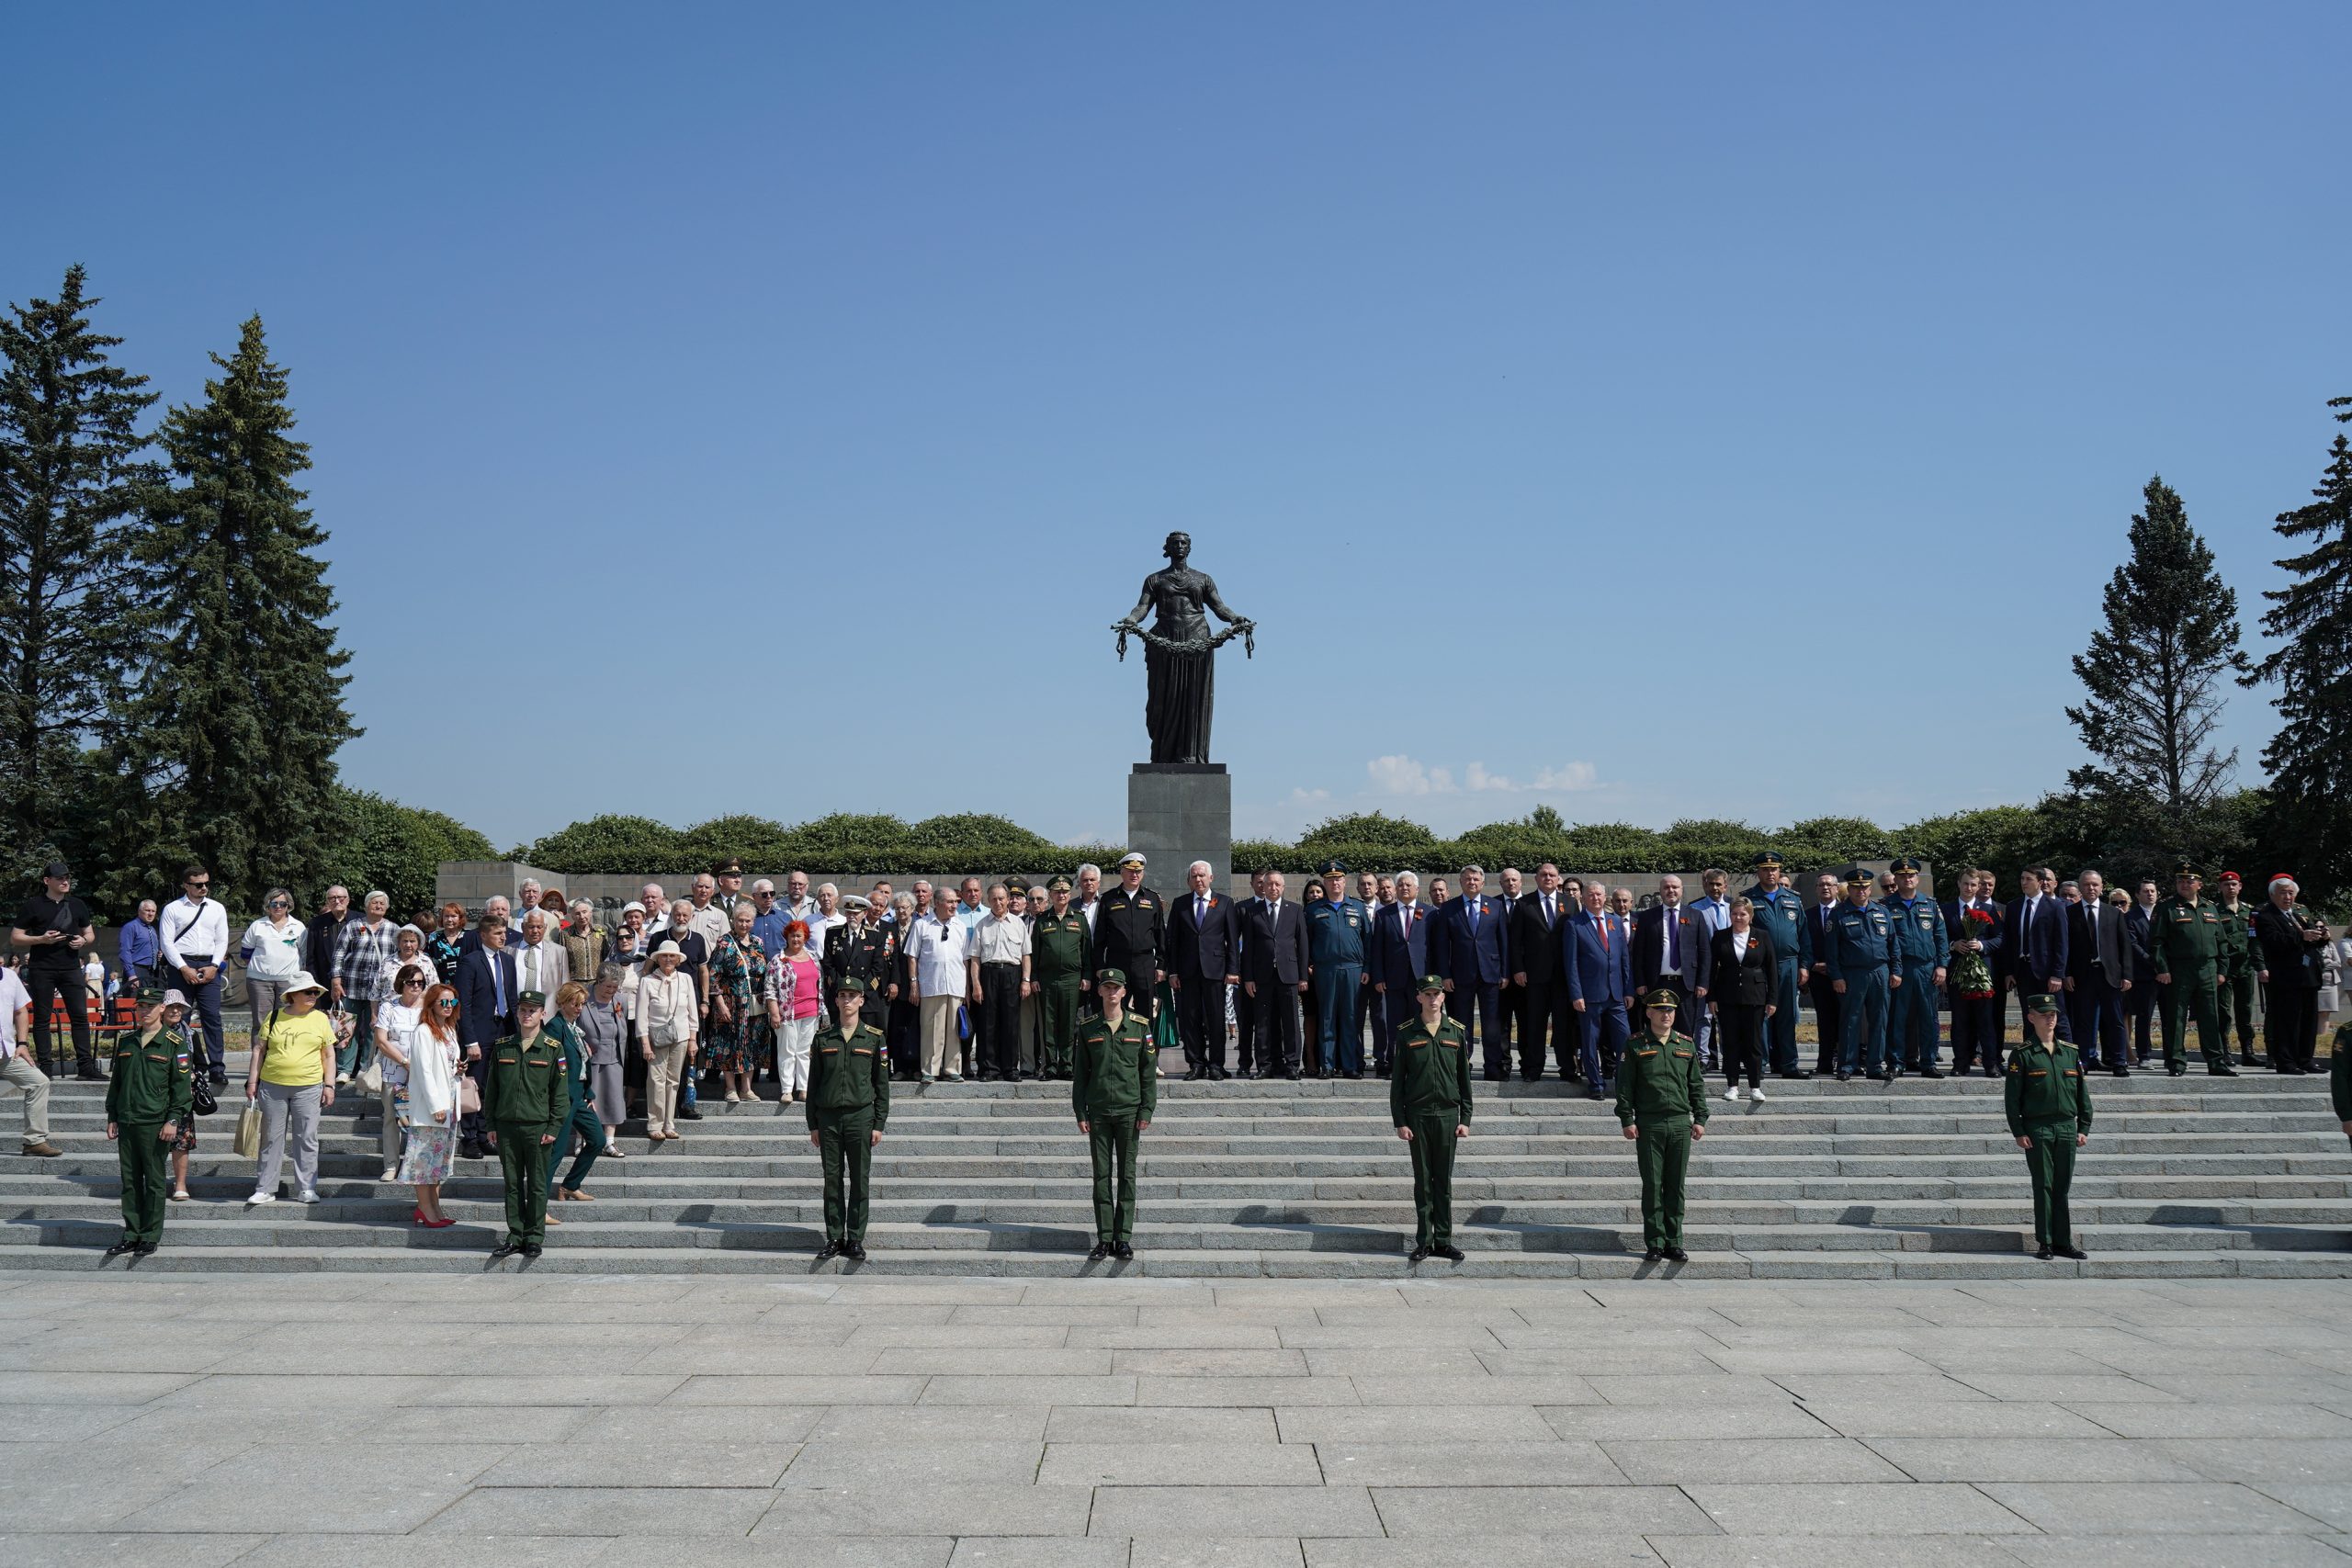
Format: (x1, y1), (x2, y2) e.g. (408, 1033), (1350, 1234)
(2005, 866), (2069, 1045)
(1564, 881), (1632, 1100)
(1429, 864), (1511, 1081)
(453, 912), (518, 1158)
(1364, 871), (1430, 1078)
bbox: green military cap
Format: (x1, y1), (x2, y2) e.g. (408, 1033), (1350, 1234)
(137, 985), (167, 1005)
(2173, 860), (2201, 879)
(1416, 975), (1445, 994)
(1005, 875), (1032, 893)
(516, 989), (548, 1010)
(1095, 967), (1128, 988)
(1752, 851), (1783, 867)
(1642, 990), (1680, 1011)
(832, 976), (867, 996)
(2024, 993), (2062, 1015)
(1844, 870), (1872, 887)
(1889, 855), (1921, 873)
(1046, 875), (1072, 892)
(711, 857), (742, 875)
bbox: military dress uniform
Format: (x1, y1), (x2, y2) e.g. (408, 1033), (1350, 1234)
(2148, 872), (2229, 1077)
(1073, 971), (1157, 1257)
(105, 998), (193, 1256)
(1743, 854), (1807, 1077)
(1031, 881), (1091, 1079)
(484, 1002), (568, 1256)
(1306, 877), (1370, 1077)
(1614, 1010), (1710, 1258)
(1092, 874), (1166, 1021)
(1882, 861), (1950, 1077)
(1390, 979), (1473, 1260)
(2006, 996), (2094, 1258)
(2213, 894), (2260, 1066)
(1826, 886), (1897, 1079)
(807, 982), (890, 1258)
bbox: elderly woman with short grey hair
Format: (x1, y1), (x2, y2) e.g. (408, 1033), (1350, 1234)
(581, 964), (631, 1154)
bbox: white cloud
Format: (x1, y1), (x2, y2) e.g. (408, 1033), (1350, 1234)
(1464, 761), (1516, 792)
(1367, 755), (1455, 795)
(1287, 786), (1332, 806)
(1370, 755), (1598, 798)
(1531, 762), (1600, 792)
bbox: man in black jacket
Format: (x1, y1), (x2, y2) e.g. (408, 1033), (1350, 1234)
(1509, 863), (1575, 1082)
(2253, 874), (2328, 1074)
(1240, 871), (1310, 1079)
(1166, 860), (1237, 1080)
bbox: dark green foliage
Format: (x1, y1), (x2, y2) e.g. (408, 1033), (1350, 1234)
(319, 788), (495, 921)
(104, 317), (356, 910)
(525, 810), (1121, 877)
(0, 266), (161, 883)
(2244, 400), (2352, 901)
(523, 815), (689, 875)
(2067, 476), (2248, 820)
(1897, 806), (2049, 876)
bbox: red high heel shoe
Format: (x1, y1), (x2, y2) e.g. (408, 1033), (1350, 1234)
(413, 1208), (455, 1229)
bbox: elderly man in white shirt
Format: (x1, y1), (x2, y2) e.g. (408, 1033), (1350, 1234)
(906, 888), (976, 1084)
(0, 964), (58, 1156)
(158, 863), (231, 1082)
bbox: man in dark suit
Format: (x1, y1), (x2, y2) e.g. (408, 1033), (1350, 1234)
(2125, 878), (2161, 1066)
(1798, 872), (1844, 1076)
(1429, 865), (1512, 1081)
(1632, 875), (1703, 1050)
(1564, 882), (1632, 1099)
(1510, 863), (1575, 1082)
(1364, 872), (1430, 1077)
(1942, 869), (2005, 1077)
(453, 913), (518, 1159)
(1166, 859), (1237, 1081)
(2006, 866), (2069, 1045)
(2065, 869), (2131, 1073)
(1239, 871), (1310, 1078)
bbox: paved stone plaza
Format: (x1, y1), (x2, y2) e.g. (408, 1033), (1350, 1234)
(5, 1272), (2352, 1566)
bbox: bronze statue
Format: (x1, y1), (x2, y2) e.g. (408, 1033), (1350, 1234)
(1113, 531), (1254, 765)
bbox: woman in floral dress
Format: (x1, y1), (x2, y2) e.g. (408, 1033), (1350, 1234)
(705, 901), (771, 1105)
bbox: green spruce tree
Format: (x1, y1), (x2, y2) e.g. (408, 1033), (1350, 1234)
(2244, 398), (2352, 898)
(0, 265), (161, 880)
(2064, 476), (2248, 825)
(109, 316), (356, 908)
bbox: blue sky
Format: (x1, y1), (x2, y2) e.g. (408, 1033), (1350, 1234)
(7, 4), (2346, 852)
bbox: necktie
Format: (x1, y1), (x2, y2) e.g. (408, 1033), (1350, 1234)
(492, 955), (506, 1015)
(1667, 910), (1680, 970)
(1544, 895), (1555, 925)
(1468, 899), (1479, 933)
(1599, 916), (1610, 951)
(1197, 896), (1206, 925)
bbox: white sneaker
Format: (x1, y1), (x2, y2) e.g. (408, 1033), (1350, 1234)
(295, 1190), (321, 1204)
(1724, 1087), (1744, 1102)
(246, 1191), (276, 1205)
(1752, 1085), (1768, 1101)
(379, 1168), (397, 1182)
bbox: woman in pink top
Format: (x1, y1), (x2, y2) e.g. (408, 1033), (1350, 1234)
(765, 920), (825, 1105)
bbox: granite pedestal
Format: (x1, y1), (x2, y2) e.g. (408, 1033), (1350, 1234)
(1127, 763), (1231, 886)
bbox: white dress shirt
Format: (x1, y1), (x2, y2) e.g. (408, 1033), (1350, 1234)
(908, 915), (972, 998)
(159, 895), (229, 969)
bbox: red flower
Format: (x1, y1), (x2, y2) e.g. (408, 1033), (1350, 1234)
(1965, 908), (1997, 929)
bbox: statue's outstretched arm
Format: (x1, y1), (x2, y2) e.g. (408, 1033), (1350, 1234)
(1201, 575), (1250, 628)
(1113, 575), (1157, 632)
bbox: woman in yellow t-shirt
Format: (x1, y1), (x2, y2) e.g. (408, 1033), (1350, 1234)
(243, 971), (342, 1205)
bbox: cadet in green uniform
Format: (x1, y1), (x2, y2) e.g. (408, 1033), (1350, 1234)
(2213, 872), (2261, 1067)
(1616, 994), (1709, 1262)
(104, 987), (194, 1258)
(2330, 1020), (2352, 1147)
(2149, 863), (2233, 1077)
(484, 991), (567, 1259)
(808, 977), (890, 1260)
(1031, 876), (1090, 1079)
(2006, 993), (2093, 1260)
(1073, 968), (1155, 1261)
(1391, 975), (1472, 1263)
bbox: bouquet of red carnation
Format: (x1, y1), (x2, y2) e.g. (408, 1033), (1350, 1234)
(1951, 908), (1997, 999)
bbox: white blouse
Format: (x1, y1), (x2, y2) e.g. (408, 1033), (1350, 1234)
(242, 916), (309, 980)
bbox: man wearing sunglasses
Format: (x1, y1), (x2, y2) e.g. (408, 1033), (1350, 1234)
(158, 864), (230, 1085)
(14, 861), (98, 1080)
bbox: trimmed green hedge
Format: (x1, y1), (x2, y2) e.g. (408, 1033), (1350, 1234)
(526, 811), (1125, 878)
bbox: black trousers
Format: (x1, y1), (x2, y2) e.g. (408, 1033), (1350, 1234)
(1356, 979), (1379, 1071)
(2128, 978), (2158, 1061)
(1447, 980), (1507, 1077)
(1807, 973), (1843, 1074)
(978, 963), (1023, 1077)
(1250, 982), (1301, 1075)
(1233, 983), (1258, 1070)
(2267, 983), (2318, 1073)
(1518, 978), (1568, 1079)
(26, 970), (94, 1071)
(1949, 991), (2001, 1074)
(1174, 974), (1224, 1071)
(1719, 1003), (1766, 1088)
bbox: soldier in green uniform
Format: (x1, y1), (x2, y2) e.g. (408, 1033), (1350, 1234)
(1391, 975), (1472, 1264)
(1615, 994), (1709, 1263)
(2149, 863), (2234, 1077)
(807, 977), (890, 1260)
(1031, 876), (1090, 1080)
(2212, 872), (2261, 1067)
(1073, 968), (1155, 1262)
(484, 991), (567, 1259)
(2330, 1018), (2352, 1147)
(2006, 993), (2094, 1260)
(104, 987), (194, 1259)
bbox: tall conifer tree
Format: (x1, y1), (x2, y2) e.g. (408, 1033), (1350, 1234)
(2065, 476), (2248, 822)
(2245, 398), (2352, 896)
(110, 316), (356, 907)
(0, 265), (160, 878)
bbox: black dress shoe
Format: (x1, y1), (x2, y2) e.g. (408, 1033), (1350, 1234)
(1433, 1244), (1464, 1262)
(815, 1241), (839, 1261)
(521, 1243), (542, 1258)
(844, 1242), (867, 1261)
(2057, 1245), (2087, 1260)
(104, 1240), (137, 1259)
(489, 1242), (522, 1259)
(1087, 1242), (1110, 1262)
(1210, 1067), (1229, 1080)
(1344, 1070), (1363, 1079)
(677, 1105), (703, 1120)
(1183, 1068), (1204, 1082)
(1284, 1070), (1302, 1081)
(1836, 1071), (1852, 1082)
(1113, 1241), (1134, 1261)
(76, 1066), (105, 1081)
(2168, 1066), (2187, 1077)
(2211, 1066), (2238, 1077)
(1920, 1067), (1945, 1079)
(1663, 1246), (1689, 1262)
(1643, 1247), (1663, 1262)
(1408, 1245), (1432, 1264)
(2035, 1244), (2054, 1260)
(2112, 1066), (2130, 1077)
(209, 1069), (228, 1087)
(1586, 1088), (1605, 1100)
(1778, 1070), (1814, 1080)
(133, 1241), (156, 1257)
